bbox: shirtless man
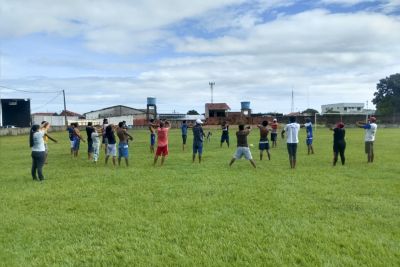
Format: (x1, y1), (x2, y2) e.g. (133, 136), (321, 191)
(117, 122), (133, 166)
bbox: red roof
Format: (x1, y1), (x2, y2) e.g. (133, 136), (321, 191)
(59, 110), (82, 117)
(32, 112), (56, 116)
(206, 103), (231, 110)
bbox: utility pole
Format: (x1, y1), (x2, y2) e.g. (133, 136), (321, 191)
(209, 82), (215, 103)
(62, 89), (67, 126)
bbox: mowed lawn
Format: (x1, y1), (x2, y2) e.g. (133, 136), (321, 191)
(0, 127), (399, 266)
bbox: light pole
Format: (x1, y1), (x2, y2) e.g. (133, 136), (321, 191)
(209, 82), (215, 103)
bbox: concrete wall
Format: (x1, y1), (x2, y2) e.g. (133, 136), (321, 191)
(0, 126), (67, 136)
(32, 115), (80, 126)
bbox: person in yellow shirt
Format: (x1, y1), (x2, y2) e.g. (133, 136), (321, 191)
(40, 121), (58, 164)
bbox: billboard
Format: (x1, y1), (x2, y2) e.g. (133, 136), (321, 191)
(1, 99), (31, 127)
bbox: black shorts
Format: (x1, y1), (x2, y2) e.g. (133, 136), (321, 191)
(365, 141), (374, 154)
(287, 143), (297, 159)
(88, 140), (94, 153)
(182, 135), (187, 145)
(271, 133), (277, 141)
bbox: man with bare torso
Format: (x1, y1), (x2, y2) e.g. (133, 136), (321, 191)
(117, 122), (133, 166)
(257, 120), (271, 161)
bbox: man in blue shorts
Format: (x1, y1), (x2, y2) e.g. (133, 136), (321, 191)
(220, 121), (230, 148)
(192, 119), (205, 163)
(117, 122), (133, 166)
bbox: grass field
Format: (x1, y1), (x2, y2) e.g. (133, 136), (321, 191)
(0, 127), (399, 266)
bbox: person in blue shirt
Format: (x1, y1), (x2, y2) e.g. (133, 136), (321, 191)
(181, 120), (189, 151)
(303, 118), (314, 155)
(67, 123), (74, 156)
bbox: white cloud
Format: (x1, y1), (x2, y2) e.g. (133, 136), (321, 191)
(175, 10), (400, 55)
(0, 0), (248, 53)
(380, 0), (400, 13)
(319, 0), (374, 5)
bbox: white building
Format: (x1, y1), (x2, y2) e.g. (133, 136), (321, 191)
(84, 105), (146, 120)
(31, 112), (81, 126)
(321, 103), (365, 114)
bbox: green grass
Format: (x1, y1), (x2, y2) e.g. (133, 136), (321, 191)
(0, 127), (399, 266)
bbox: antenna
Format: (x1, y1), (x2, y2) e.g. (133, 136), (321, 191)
(209, 82), (215, 103)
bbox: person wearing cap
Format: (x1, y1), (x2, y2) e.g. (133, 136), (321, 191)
(303, 118), (314, 155)
(270, 119), (279, 148)
(330, 122), (346, 166)
(356, 117), (378, 163)
(229, 125), (257, 168)
(192, 119), (205, 163)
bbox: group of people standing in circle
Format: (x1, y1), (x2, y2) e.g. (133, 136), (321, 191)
(173, 116), (377, 170)
(29, 116), (378, 181)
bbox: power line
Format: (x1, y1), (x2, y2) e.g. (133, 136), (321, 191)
(31, 92), (63, 112)
(0, 85), (61, 94)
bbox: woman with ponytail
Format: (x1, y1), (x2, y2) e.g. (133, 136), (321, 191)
(30, 124), (46, 181)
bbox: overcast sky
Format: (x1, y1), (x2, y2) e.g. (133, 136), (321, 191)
(0, 0), (399, 114)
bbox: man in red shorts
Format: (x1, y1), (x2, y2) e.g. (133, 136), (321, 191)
(153, 120), (170, 166)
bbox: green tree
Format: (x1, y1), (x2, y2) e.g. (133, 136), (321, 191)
(372, 73), (400, 115)
(187, 110), (199, 115)
(301, 108), (319, 115)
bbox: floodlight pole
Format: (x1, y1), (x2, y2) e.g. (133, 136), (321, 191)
(62, 89), (67, 126)
(209, 82), (215, 103)
(291, 88), (294, 113)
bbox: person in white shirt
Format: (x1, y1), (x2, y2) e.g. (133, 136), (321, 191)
(281, 116), (301, 169)
(356, 117), (378, 163)
(29, 124), (46, 181)
(91, 126), (102, 163)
